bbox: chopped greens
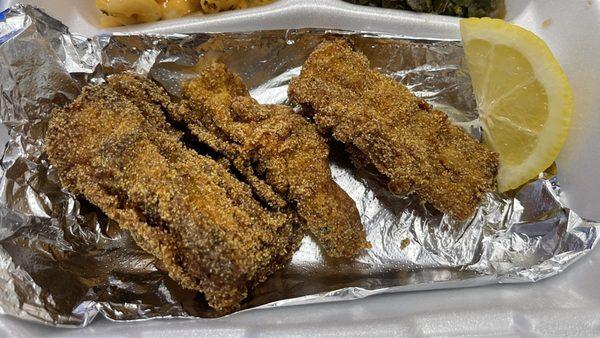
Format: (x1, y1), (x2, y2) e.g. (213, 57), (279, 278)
(344, 0), (504, 18)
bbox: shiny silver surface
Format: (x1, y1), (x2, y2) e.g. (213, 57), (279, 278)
(0, 5), (597, 327)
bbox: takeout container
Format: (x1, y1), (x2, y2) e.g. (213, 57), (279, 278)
(2, 0), (529, 38)
(1, 0), (600, 336)
(4, 0), (600, 221)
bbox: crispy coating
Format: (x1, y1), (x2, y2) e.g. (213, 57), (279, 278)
(45, 74), (302, 313)
(171, 63), (369, 258)
(288, 40), (499, 220)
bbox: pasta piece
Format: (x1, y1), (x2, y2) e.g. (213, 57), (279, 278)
(159, 0), (202, 19)
(200, 0), (243, 13)
(96, 0), (162, 24)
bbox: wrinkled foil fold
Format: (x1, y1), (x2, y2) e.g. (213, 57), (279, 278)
(0, 5), (598, 327)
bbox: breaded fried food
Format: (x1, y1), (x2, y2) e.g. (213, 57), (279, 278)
(171, 63), (369, 258)
(45, 76), (302, 313)
(288, 40), (499, 220)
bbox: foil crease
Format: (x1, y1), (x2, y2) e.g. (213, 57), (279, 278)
(0, 5), (598, 327)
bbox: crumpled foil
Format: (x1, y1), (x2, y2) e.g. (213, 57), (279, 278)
(0, 5), (598, 327)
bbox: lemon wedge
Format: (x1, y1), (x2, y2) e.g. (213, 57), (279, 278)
(460, 18), (573, 192)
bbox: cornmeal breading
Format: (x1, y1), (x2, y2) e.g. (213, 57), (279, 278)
(172, 63), (369, 258)
(46, 77), (301, 313)
(288, 40), (498, 220)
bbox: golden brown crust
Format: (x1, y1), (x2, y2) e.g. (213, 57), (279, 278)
(45, 74), (301, 313)
(172, 63), (369, 258)
(288, 40), (499, 220)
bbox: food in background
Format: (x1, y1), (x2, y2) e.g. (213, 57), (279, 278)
(344, 0), (504, 18)
(173, 63), (370, 258)
(460, 18), (573, 192)
(289, 40), (499, 220)
(95, 0), (275, 27)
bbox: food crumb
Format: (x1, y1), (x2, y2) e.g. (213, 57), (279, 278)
(400, 238), (410, 250)
(542, 18), (552, 28)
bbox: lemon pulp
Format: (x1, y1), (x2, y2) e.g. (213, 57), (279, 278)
(460, 18), (573, 192)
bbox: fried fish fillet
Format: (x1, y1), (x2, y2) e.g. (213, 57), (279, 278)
(289, 40), (499, 220)
(171, 63), (369, 258)
(46, 75), (302, 313)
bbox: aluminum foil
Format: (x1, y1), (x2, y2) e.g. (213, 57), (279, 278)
(0, 5), (598, 327)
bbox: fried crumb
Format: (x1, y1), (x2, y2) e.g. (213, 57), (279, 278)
(172, 63), (370, 258)
(46, 75), (302, 313)
(288, 40), (499, 220)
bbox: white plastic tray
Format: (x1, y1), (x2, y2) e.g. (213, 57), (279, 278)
(1, 0), (600, 336)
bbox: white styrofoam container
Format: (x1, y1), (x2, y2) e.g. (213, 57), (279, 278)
(0, 0), (599, 336)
